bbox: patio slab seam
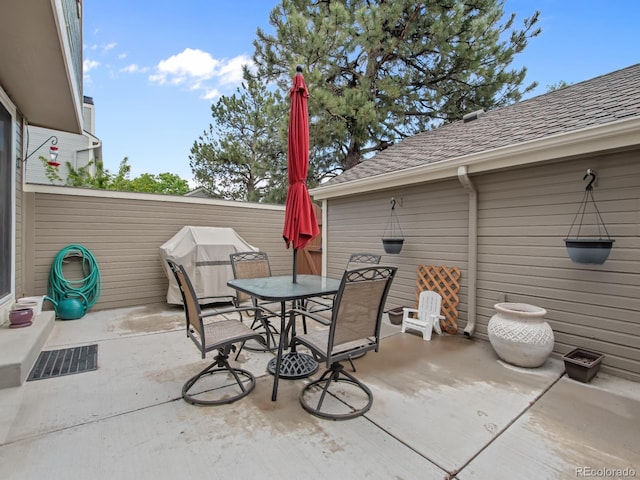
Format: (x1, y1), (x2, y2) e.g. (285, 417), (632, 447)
(450, 371), (566, 478)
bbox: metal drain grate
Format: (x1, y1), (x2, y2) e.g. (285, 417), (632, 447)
(27, 344), (98, 381)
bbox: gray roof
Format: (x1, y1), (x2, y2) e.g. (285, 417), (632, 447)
(328, 63), (640, 186)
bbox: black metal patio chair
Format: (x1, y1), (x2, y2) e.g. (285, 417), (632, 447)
(290, 265), (397, 420)
(229, 251), (281, 351)
(167, 259), (266, 406)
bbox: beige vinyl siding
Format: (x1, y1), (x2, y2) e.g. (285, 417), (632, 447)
(322, 148), (639, 380)
(325, 180), (470, 321)
(474, 150), (640, 380)
(24, 187), (287, 310)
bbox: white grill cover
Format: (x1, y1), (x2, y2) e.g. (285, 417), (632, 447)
(159, 226), (257, 305)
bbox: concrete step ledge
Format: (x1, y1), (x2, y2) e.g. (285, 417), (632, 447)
(0, 311), (55, 389)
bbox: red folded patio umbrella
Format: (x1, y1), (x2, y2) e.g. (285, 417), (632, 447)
(283, 66), (319, 283)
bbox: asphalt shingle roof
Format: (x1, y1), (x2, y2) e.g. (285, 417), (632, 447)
(328, 63), (640, 186)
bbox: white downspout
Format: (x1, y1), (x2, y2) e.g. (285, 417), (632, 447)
(321, 199), (328, 276)
(74, 131), (102, 172)
(457, 166), (477, 337)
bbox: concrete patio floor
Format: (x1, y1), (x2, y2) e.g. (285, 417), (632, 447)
(1, 304), (638, 479)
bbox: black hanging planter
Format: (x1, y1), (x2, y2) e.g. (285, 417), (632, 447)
(382, 197), (404, 254)
(564, 170), (614, 264)
(382, 238), (404, 254)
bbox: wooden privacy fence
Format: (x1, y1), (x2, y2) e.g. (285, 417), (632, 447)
(415, 265), (461, 334)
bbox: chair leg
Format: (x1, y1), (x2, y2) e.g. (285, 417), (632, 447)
(347, 356), (357, 372)
(299, 362), (373, 420)
(183, 348), (256, 406)
(235, 312), (278, 359)
(347, 350), (368, 372)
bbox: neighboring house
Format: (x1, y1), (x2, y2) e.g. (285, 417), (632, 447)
(184, 186), (214, 198)
(311, 64), (640, 381)
(26, 96), (102, 185)
(0, 1), (84, 329)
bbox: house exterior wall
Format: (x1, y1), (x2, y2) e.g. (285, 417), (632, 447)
(25, 125), (95, 185)
(324, 150), (640, 381)
(325, 179), (470, 320)
(22, 186), (288, 311)
(474, 150), (639, 381)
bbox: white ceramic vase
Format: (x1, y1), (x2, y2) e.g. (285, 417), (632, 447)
(487, 303), (554, 368)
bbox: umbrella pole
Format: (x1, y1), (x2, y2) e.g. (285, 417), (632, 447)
(293, 249), (298, 283)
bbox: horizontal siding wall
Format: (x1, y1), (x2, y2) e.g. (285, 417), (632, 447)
(326, 180), (469, 325)
(25, 187), (287, 310)
(475, 150), (640, 380)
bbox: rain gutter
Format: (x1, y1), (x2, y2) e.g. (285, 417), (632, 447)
(457, 166), (477, 337)
(310, 116), (640, 200)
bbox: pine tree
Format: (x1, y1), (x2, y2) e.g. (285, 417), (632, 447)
(189, 70), (288, 202)
(253, 0), (540, 170)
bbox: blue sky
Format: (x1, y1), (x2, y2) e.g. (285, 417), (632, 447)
(83, 1), (640, 188)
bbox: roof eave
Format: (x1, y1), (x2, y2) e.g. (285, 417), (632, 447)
(0, 1), (83, 133)
(310, 116), (640, 200)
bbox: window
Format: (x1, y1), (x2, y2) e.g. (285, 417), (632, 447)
(0, 102), (12, 299)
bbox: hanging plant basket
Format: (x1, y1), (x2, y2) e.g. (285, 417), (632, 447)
(564, 169), (614, 264)
(382, 238), (404, 254)
(565, 239), (614, 264)
(382, 198), (404, 254)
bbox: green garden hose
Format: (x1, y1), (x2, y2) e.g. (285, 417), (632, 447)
(47, 245), (101, 311)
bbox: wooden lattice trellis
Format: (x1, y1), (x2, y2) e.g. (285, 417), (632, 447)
(415, 265), (461, 334)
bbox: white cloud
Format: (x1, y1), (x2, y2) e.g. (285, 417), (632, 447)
(103, 42), (117, 52)
(202, 88), (222, 100)
(154, 48), (220, 81)
(120, 64), (148, 74)
(217, 55), (253, 85)
(150, 48), (251, 99)
(83, 59), (100, 73)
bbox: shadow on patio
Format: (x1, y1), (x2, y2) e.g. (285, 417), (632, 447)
(1, 304), (638, 479)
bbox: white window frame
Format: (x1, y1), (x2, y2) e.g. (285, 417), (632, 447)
(0, 85), (17, 312)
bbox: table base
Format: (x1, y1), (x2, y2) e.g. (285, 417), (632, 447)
(267, 352), (319, 379)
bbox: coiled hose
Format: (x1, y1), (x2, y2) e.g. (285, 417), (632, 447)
(47, 245), (101, 311)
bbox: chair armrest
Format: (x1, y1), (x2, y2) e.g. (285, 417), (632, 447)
(402, 307), (418, 320)
(289, 308), (332, 326)
(304, 296), (334, 313)
(200, 305), (268, 319)
(430, 314), (445, 334)
(197, 295), (236, 305)
(256, 304), (280, 318)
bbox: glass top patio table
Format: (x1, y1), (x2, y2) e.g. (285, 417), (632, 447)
(227, 274), (341, 401)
